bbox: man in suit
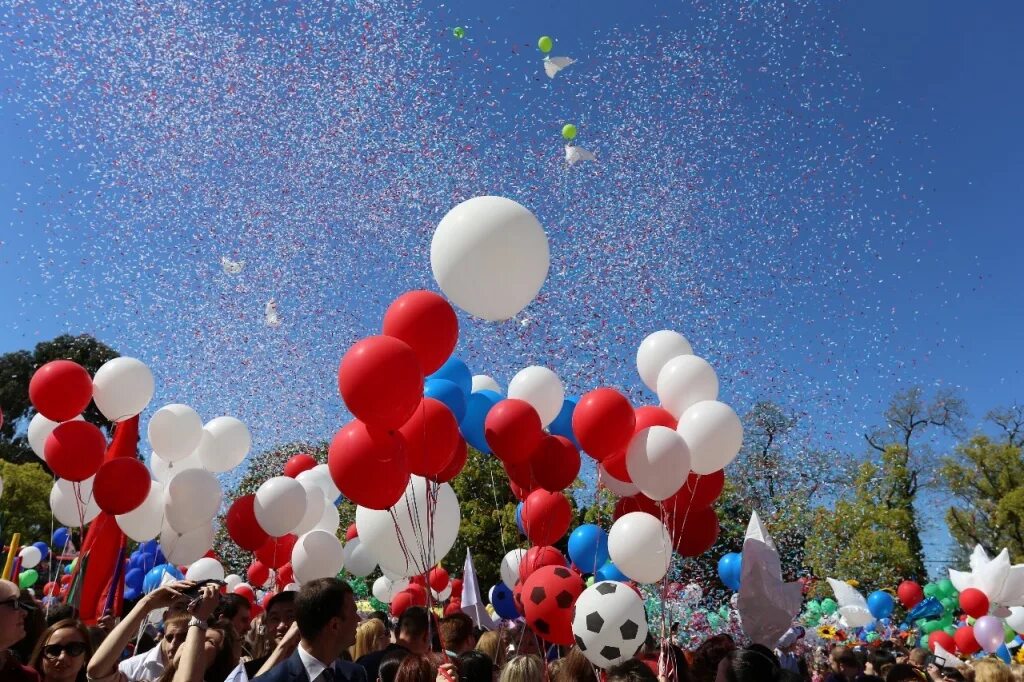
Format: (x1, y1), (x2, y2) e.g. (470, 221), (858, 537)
(253, 578), (366, 682)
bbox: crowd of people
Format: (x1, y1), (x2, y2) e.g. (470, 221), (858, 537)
(1, 576), (1022, 682)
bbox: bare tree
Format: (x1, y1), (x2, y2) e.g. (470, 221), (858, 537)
(987, 404), (1024, 447)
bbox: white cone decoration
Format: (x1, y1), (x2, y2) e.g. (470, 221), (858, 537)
(572, 581), (649, 668)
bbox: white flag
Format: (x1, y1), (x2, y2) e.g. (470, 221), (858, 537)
(461, 549), (498, 630)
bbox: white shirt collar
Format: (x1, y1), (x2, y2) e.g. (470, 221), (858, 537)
(297, 642), (331, 682)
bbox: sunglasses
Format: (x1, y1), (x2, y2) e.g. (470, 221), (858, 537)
(43, 642), (88, 659)
(0, 598), (32, 612)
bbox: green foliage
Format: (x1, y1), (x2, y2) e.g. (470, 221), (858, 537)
(0, 334), (119, 466)
(0, 461), (54, 547)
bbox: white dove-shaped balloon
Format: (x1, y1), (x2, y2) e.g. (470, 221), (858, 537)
(220, 256), (245, 274)
(949, 545), (1024, 611)
(826, 578), (875, 628)
(264, 299), (281, 327)
(565, 144), (596, 166)
(737, 511), (804, 646)
(543, 56), (575, 78)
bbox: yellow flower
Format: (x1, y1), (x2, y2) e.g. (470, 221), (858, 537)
(818, 625), (838, 641)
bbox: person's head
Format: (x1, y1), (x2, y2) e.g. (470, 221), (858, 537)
(692, 634), (736, 682)
(498, 654), (544, 682)
(295, 578), (358, 657)
(44, 604), (78, 627)
(941, 668), (966, 682)
(457, 650), (495, 682)
(393, 654), (435, 682)
(369, 610), (392, 636)
(716, 646), (781, 682)
(868, 651), (896, 676)
(439, 613), (476, 654)
(29, 619), (92, 682)
(552, 647), (596, 682)
(264, 591), (298, 643)
(476, 630), (500, 665)
(831, 646), (861, 680)
(0, 579), (29, 650)
(605, 657), (658, 682)
(884, 663), (927, 682)
(160, 614), (191, 664)
(378, 648), (409, 682)
(908, 648), (930, 668)
(974, 659), (1013, 682)
(353, 618), (389, 660)
(203, 620), (241, 682)
(396, 607), (430, 655)
(1010, 662), (1024, 682)
(214, 594), (252, 639)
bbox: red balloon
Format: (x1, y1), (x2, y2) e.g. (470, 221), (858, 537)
(929, 631), (956, 654)
(634, 406), (677, 431)
(522, 565), (585, 645)
(338, 336), (424, 430)
(433, 438), (467, 483)
(572, 388), (635, 461)
(512, 581), (525, 616)
(897, 580), (924, 609)
(670, 505), (720, 557)
(485, 399), (543, 464)
(29, 360), (93, 422)
(674, 470), (725, 509)
(601, 450), (631, 482)
(247, 561), (270, 587)
(255, 535), (297, 569)
(399, 398), (460, 476)
(328, 420), (410, 510)
(530, 436), (581, 492)
(444, 602), (463, 616)
(226, 495), (270, 552)
(959, 588), (990, 619)
(345, 524), (358, 541)
(954, 626), (980, 655)
(429, 567), (450, 592)
(509, 479), (531, 502)
(410, 575), (427, 587)
(450, 578), (463, 596)
(277, 563), (295, 587)
(93, 458), (151, 514)
(519, 546), (567, 583)
(522, 490), (572, 546)
(406, 583), (428, 605)
(391, 590), (417, 617)
(42, 582), (59, 597)
(233, 584), (256, 604)
(283, 453), (317, 478)
(382, 290), (459, 375)
(505, 459), (536, 492)
(45, 420), (106, 482)
(614, 494), (659, 520)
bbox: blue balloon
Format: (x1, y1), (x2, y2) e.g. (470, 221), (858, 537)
(490, 583), (520, 619)
(904, 596), (943, 625)
(515, 503), (525, 535)
(548, 397), (579, 449)
(568, 525), (609, 574)
(424, 378), (467, 422)
(459, 390), (501, 453)
(596, 561), (629, 582)
(867, 590), (894, 619)
(125, 568), (144, 591)
(143, 564), (184, 594)
(52, 527), (70, 550)
(32, 542), (49, 561)
(717, 552), (742, 591)
(429, 357), (472, 397)
(124, 587), (140, 602)
(862, 621), (876, 633)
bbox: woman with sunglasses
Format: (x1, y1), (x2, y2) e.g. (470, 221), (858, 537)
(29, 619), (92, 682)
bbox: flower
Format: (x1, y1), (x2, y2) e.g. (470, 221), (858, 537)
(817, 625), (838, 640)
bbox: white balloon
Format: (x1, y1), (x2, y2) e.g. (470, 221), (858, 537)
(18, 546), (42, 569)
(28, 413), (84, 459)
(291, 488), (326, 537)
(224, 574), (242, 591)
(50, 477), (101, 527)
(676, 401), (743, 475)
(1006, 607), (1024, 633)
(599, 466), (639, 498)
(656, 355), (719, 418)
(608, 512), (672, 584)
(356, 477), (460, 577)
(255, 477), (307, 537)
(92, 357), (155, 422)
(196, 417), (251, 473)
(341, 537), (377, 578)
(148, 404), (204, 463)
(572, 581), (649, 668)
(164, 468), (221, 533)
(636, 330), (693, 392)
(471, 375), (502, 394)
(500, 548), (527, 589)
(284, 583), (300, 592)
(186, 557), (225, 582)
(296, 464), (340, 503)
(160, 523), (215, 565)
(291, 530), (345, 583)
(150, 450), (203, 484)
(436, 584), (453, 601)
(507, 366), (564, 427)
(315, 501), (340, 535)
(373, 575), (409, 603)
(117, 480), (165, 541)
(431, 196), (549, 321)
(625, 427), (691, 501)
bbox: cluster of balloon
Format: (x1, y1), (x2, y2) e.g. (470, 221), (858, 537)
(13, 541), (50, 589)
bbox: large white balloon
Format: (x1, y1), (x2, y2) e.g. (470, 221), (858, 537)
(254, 477), (307, 537)
(341, 537), (377, 578)
(372, 575), (409, 603)
(28, 413), (84, 459)
(186, 557), (225, 582)
(160, 523), (215, 565)
(148, 404), (204, 463)
(92, 357), (155, 422)
(117, 480), (165, 542)
(572, 581), (649, 668)
(291, 487), (327, 537)
(656, 355), (719, 418)
(315, 501), (341, 535)
(507, 366), (564, 427)
(356, 477), (460, 577)
(150, 450), (203, 484)
(625, 427), (691, 501)
(195, 417), (251, 473)
(608, 512), (672, 584)
(292, 530), (345, 583)
(296, 464), (340, 503)
(164, 468), (222, 533)
(431, 196), (549, 321)
(224, 574), (242, 592)
(500, 548), (527, 589)
(471, 375), (502, 394)
(636, 330), (693, 393)
(676, 400), (743, 475)
(50, 477), (101, 527)
(18, 546), (42, 569)
(599, 466), (639, 498)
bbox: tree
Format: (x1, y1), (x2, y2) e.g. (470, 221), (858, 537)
(0, 461), (54, 547)
(0, 335), (119, 466)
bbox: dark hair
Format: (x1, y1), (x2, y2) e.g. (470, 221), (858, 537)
(885, 664), (928, 682)
(265, 590), (298, 612)
(379, 649), (409, 682)
(722, 646), (781, 682)
(691, 633), (736, 682)
(397, 607), (430, 640)
(30, 619), (93, 682)
(369, 610), (392, 634)
(215, 593), (251, 621)
(606, 658), (658, 682)
(394, 653), (435, 682)
(204, 619), (240, 682)
(553, 647), (596, 682)
(439, 613), (474, 652)
(44, 603), (78, 626)
(456, 650), (494, 682)
(295, 578), (354, 640)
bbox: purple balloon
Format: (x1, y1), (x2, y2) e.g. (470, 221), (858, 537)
(973, 615), (1005, 653)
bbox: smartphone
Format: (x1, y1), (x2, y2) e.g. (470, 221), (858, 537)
(182, 579), (225, 598)
(926, 654), (946, 668)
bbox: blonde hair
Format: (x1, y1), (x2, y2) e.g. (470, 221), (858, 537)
(476, 630), (500, 660)
(1010, 663), (1024, 682)
(975, 658), (1013, 682)
(350, 618), (386, 660)
(499, 654), (544, 682)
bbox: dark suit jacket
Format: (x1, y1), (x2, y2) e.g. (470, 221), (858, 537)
(251, 650), (368, 682)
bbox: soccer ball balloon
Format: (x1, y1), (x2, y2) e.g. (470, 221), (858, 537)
(572, 581), (649, 668)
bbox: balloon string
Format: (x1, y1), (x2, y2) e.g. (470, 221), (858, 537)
(486, 465), (509, 557)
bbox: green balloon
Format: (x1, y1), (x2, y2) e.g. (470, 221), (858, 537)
(538, 35), (553, 53)
(923, 583), (939, 598)
(820, 598), (838, 615)
(452, 26), (465, 39)
(940, 597), (956, 611)
(586, 576), (595, 587)
(866, 632), (880, 642)
(18, 569), (38, 589)
(1006, 622), (1017, 643)
(922, 620), (941, 634)
(943, 626), (957, 636)
(805, 615), (820, 626)
(920, 633), (930, 649)
(561, 123), (577, 141)
(937, 579), (955, 598)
